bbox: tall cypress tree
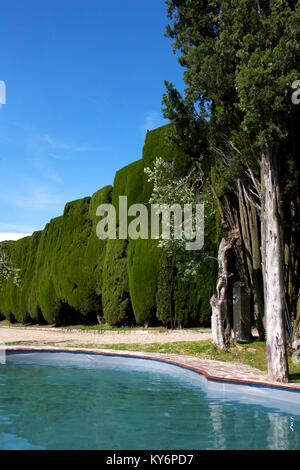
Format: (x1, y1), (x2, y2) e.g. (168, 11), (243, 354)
(163, 0), (300, 382)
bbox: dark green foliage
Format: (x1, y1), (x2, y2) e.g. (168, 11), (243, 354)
(112, 160), (146, 210)
(107, 159), (158, 327)
(142, 124), (177, 166)
(102, 238), (134, 326)
(0, 235), (38, 323)
(127, 238), (160, 326)
(175, 261), (217, 328)
(84, 186), (112, 314)
(101, 161), (146, 326)
(142, 124), (194, 177)
(156, 253), (174, 326)
(174, 278), (201, 327)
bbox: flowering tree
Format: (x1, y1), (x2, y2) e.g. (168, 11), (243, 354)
(0, 244), (20, 286)
(145, 157), (214, 328)
(145, 157), (211, 276)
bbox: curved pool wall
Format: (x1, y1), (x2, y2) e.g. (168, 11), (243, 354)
(4, 348), (300, 416)
(1, 347), (300, 450)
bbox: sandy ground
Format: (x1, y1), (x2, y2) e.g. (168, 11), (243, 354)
(0, 326), (212, 347)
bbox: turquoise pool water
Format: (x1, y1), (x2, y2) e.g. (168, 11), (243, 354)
(0, 350), (299, 450)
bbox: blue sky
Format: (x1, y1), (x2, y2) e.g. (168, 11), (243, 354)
(0, 0), (184, 241)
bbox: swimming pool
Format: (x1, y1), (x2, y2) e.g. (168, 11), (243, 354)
(0, 349), (299, 450)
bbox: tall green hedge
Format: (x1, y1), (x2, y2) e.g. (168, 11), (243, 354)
(0, 125), (219, 327)
(142, 124), (193, 177)
(102, 238), (134, 326)
(0, 187), (111, 324)
(127, 238), (159, 326)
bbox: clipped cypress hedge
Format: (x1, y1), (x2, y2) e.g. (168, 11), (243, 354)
(174, 260), (217, 327)
(127, 238), (159, 326)
(111, 159), (159, 326)
(102, 159), (157, 326)
(0, 186), (112, 324)
(0, 125), (219, 327)
(0, 234), (46, 323)
(101, 160), (145, 326)
(142, 124), (193, 177)
(102, 238), (134, 326)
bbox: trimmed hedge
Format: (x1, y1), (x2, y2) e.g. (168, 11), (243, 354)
(142, 124), (193, 177)
(102, 238), (134, 326)
(127, 238), (159, 326)
(101, 161), (146, 326)
(0, 187), (112, 324)
(0, 125), (219, 327)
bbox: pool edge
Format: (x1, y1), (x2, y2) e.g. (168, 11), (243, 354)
(5, 345), (300, 395)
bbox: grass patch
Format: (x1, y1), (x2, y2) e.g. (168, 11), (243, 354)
(76, 325), (211, 332)
(98, 340), (268, 369)
(63, 340), (300, 381)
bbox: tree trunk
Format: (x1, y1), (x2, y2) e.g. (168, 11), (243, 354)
(206, 177), (249, 285)
(284, 199), (300, 327)
(292, 296), (300, 349)
(237, 179), (265, 339)
(261, 151), (289, 383)
(249, 199), (265, 335)
(169, 265), (176, 330)
(210, 237), (234, 350)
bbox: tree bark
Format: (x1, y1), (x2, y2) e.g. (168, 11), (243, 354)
(206, 176), (249, 285)
(248, 199), (265, 332)
(210, 237), (235, 350)
(237, 179), (265, 338)
(169, 266), (176, 330)
(292, 296), (300, 349)
(261, 151), (289, 383)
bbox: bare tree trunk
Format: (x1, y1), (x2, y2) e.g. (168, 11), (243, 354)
(237, 180), (265, 338)
(261, 151), (289, 383)
(210, 237), (234, 350)
(248, 201), (265, 332)
(169, 267), (175, 330)
(292, 296), (300, 349)
(285, 199), (300, 326)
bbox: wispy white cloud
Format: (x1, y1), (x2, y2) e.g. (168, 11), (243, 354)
(0, 233), (32, 242)
(40, 134), (97, 152)
(8, 185), (64, 211)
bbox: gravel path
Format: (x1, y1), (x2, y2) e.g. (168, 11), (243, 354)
(0, 326), (212, 347)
